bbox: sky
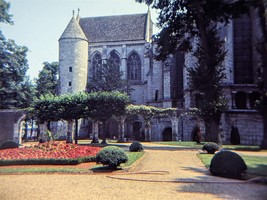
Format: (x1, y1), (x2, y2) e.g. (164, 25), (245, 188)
(1, 0), (159, 80)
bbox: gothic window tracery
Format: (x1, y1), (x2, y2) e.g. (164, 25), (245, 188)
(92, 52), (102, 80)
(108, 50), (121, 72)
(127, 51), (141, 81)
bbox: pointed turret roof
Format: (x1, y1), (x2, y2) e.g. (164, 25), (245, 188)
(59, 16), (87, 41)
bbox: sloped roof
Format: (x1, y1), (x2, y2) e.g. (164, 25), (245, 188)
(79, 13), (148, 43)
(59, 16), (87, 41)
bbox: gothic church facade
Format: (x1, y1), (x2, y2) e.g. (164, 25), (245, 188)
(58, 9), (264, 145)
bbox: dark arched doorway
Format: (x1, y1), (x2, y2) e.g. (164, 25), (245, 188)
(163, 127), (172, 141)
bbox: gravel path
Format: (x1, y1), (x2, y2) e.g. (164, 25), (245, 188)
(0, 149), (267, 200)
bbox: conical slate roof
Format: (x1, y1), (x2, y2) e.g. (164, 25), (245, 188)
(59, 16), (88, 41)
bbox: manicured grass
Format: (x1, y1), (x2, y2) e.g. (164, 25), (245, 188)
(155, 141), (204, 148)
(198, 153), (267, 177)
(154, 141), (260, 151)
(122, 151), (145, 167)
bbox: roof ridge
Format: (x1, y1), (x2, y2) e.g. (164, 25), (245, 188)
(80, 13), (147, 20)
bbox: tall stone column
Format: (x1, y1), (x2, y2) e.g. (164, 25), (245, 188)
(171, 117), (179, 141)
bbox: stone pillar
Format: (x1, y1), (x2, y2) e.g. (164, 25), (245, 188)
(171, 117), (179, 141)
(145, 125), (152, 141)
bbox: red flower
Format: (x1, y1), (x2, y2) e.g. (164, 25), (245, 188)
(0, 142), (101, 160)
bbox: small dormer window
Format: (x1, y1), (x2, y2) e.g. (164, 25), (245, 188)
(69, 67), (72, 72)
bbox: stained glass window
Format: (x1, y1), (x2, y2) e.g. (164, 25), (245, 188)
(92, 52), (102, 79)
(108, 50), (120, 72)
(127, 51), (141, 81)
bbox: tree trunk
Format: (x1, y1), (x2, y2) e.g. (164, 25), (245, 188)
(91, 121), (99, 143)
(24, 120), (28, 141)
(118, 116), (126, 142)
(101, 120), (107, 144)
(66, 120), (73, 143)
(74, 119), (78, 144)
(204, 118), (222, 144)
(47, 121), (51, 131)
(37, 123), (40, 141)
(30, 118), (34, 139)
(259, 0), (267, 149)
(262, 114), (267, 149)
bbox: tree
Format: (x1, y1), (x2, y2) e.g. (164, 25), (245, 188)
(33, 91), (130, 144)
(86, 92), (130, 144)
(0, 0), (13, 24)
(87, 59), (127, 92)
(256, 0), (267, 148)
(35, 62), (59, 97)
(136, 0), (254, 144)
(187, 26), (228, 143)
(0, 31), (30, 109)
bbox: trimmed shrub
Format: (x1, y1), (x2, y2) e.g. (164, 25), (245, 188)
(0, 140), (19, 150)
(210, 150), (247, 179)
(96, 146), (128, 169)
(129, 141), (144, 152)
(202, 142), (219, 154)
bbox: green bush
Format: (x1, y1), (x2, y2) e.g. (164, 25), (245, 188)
(96, 146), (128, 169)
(210, 150), (247, 179)
(202, 142), (219, 154)
(129, 141), (144, 152)
(0, 140), (19, 150)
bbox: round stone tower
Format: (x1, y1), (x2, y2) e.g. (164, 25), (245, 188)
(58, 13), (88, 94)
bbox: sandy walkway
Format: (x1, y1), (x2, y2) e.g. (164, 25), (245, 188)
(0, 149), (266, 200)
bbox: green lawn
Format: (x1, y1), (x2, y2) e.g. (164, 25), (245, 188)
(198, 153), (267, 177)
(154, 141), (261, 151)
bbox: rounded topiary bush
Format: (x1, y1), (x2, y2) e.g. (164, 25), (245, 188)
(96, 146), (128, 169)
(129, 141), (144, 152)
(202, 142), (219, 154)
(0, 140), (19, 150)
(210, 150), (247, 179)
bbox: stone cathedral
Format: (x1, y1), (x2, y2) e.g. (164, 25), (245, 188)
(58, 9), (264, 145)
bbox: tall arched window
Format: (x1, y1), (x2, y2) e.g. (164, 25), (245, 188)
(127, 51), (141, 81)
(108, 50), (120, 72)
(92, 52), (102, 80)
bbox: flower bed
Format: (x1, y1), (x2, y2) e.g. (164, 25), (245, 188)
(0, 142), (101, 166)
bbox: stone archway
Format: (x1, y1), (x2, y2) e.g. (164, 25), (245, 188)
(162, 127), (172, 141)
(0, 110), (26, 145)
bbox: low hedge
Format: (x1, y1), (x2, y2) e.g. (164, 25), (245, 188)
(0, 140), (19, 150)
(0, 156), (96, 166)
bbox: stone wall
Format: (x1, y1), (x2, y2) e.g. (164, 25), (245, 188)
(223, 111), (263, 145)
